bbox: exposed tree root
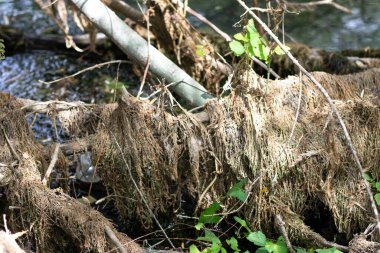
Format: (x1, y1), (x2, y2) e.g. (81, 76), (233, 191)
(0, 94), (144, 252)
(83, 68), (379, 245)
(1, 67), (380, 249)
(270, 43), (380, 77)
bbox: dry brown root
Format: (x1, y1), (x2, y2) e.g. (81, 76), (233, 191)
(87, 68), (380, 247)
(340, 48), (380, 59)
(270, 44), (380, 77)
(0, 93), (145, 253)
(1, 67), (380, 249)
(6, 153), (144, 253)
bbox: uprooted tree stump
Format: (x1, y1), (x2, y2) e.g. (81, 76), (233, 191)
(0, 93), (144, 253)
(2, 0), (380, 251)
(2, 67), (379, 251)
(86, 67), (380, 247)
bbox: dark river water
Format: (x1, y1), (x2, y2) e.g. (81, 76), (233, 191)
(0, 0), (379, 140)
(189, 0), (380, 51)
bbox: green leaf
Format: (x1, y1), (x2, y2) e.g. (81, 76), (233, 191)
(276, 236), (287, 248)
(258, 44), (270, 62)
(195, 222), (204, 230)
(273, 243), (288, 253)
(273, 45), (290, 56)
(199, 202), (221, 224)
(228, 178), (248, 202)
(106, 81), (127, 90)
(316, 247), (343, 253)
(364, 173), (373, 182)
(210, 242), (222, 253)
(256, 247), (270, 253)
(274, 236), (288, 253)
(246, 19), (259, 36)
(259, 37), (268, 46)
(226, 237), (240, 252)
(247, 231), (267, 246)
(375, 182), (380, 192)
(264, 241), (275, 252)
(221, 247), (228, 253)
(248, 33), (261, 48)
(374, 193), (380, 206)
(196, 45), (205, 57)
(234, 216), (251, 233)
(234, 33), (248, 42)
(295, 248), (308, 253)
(190, 244), (202, 253)
(197, 229), (221, 244)
(229, 40), (245, 56)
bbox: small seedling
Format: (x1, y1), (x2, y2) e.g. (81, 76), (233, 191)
(190, 178), (345, 253)
(364, 173), (380, 205)
(229, 19), (289, 63)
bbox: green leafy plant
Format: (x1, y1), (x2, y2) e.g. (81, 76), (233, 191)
(190, 178), (343, 253)
(295, 247), (342, 253)
(101, 76), (130, 102)
(315, 247), (343, 253)
(364, 173), (380, 205)
(229, 19), (289, 63)
(0, 39), (5, 60)
(196, 44), (210, 58)
(227, 177), (248, 202)
(235, 216), (287, 253)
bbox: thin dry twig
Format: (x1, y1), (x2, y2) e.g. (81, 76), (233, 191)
(215, 175), (261, 227)
(1, 127), (20, 162)
(235, 0), (380, 234)
(309, 230), (349, 252)
(137, 8), (152, 99)
(42, 143), (60, 186)
(41, 0), (59, 9)
(38, 60), (129, 85)
(275, 214), (296, 253)
(284, 0), (352, 14)
(104, 226), (128, 253)
(172, 0), (231, 42)
(284, 71), (303, 147)
(195, 175), (218, 213)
